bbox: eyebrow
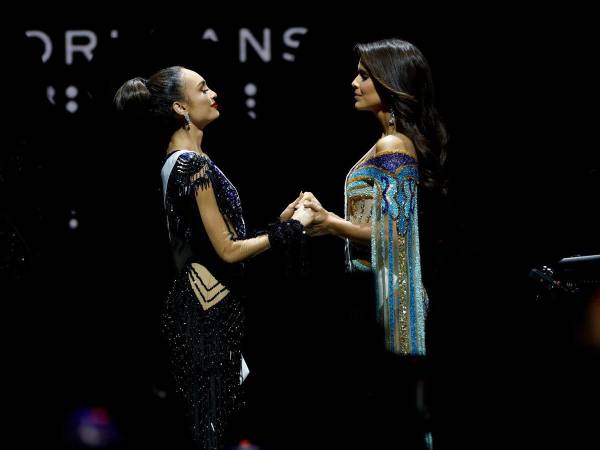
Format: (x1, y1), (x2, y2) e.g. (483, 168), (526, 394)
(197, 80), (206, 88)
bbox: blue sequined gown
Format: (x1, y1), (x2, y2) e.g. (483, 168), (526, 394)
(344, 147), (428, 355)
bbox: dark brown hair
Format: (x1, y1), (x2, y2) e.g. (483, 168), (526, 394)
(114, 66), (187, 137)
(355, 39), (448, 195)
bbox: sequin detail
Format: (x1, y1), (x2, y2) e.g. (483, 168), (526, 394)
(163, 153), (244, 245)
(160, 151), (248, 449)
(345, 150), (428, 355)
(266, 219), (307, 276)
(162, 265), (245, 449)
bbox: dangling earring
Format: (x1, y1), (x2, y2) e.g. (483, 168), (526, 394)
(184, 113), (192, 130)
(388, 110), (396, 129)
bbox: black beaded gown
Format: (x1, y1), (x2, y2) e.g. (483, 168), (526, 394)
(159, 150), (303, 450)
(160, 150), (248, 450)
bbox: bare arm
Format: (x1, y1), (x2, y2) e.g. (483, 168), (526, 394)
(196, 187), (312, 264)
(301, 199), (370, 245)
(195, 186), (271, 263)
(172, 152), (311, 264)
(327, 213), (371, 244)
(301, 135), (416, 246)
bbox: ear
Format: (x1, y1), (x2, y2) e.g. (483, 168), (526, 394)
(172, 101), (187, 117)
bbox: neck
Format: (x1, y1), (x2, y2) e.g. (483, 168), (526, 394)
(375, 110), (395, 137)
(167, 126), (205, 154)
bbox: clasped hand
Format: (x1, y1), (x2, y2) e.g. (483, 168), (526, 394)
(279, 191), (331, 236)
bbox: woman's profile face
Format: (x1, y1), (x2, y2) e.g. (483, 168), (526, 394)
(180, 68), (219, 128)
(351, 61), (383, 112)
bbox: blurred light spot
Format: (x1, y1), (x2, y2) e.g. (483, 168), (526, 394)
(65, 406), (120, 448)
(152, 384), (167, 399)
(47, 86), (56, 105)
(234, 439), (260, 450)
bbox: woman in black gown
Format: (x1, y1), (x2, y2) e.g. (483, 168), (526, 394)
(114, 66), (312, 449)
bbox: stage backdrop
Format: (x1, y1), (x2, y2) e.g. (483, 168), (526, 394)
(5, 16), (598, 449)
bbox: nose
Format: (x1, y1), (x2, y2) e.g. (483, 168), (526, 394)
(351, 76), (360, 90)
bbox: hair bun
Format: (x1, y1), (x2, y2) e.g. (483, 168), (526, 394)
(113, 77), (151, 114)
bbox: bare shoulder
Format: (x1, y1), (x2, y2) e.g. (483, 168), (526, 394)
(375, 133), (417, 158)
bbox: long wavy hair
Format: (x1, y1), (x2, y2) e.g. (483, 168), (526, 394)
(355, 38), (448, 196)
(356, 38), (449, 303)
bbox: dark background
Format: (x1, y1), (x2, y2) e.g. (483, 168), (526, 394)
(4, 10), (599, 449)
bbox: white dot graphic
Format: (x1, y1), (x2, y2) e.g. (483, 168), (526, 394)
(66, 101), (78, 113)
(66, 86), (78, 98)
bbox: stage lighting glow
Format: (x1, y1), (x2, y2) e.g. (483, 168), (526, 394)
(232, 439), (260, 450)
(65, 406), (120, 448)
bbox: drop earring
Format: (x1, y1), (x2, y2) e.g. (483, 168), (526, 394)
(388, 110), (396, 129)
(184, 113), (191, 130)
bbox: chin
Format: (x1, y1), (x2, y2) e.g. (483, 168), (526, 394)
(203, 115), (219, 127)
